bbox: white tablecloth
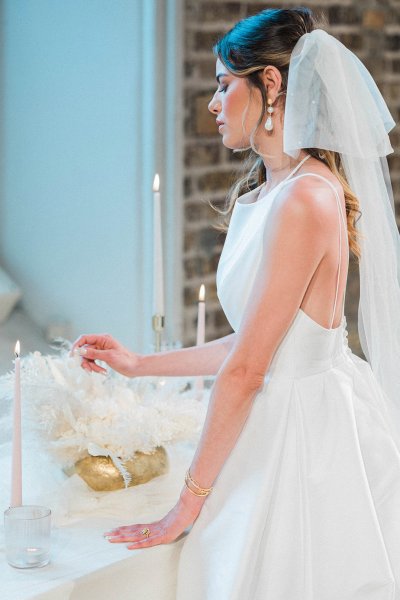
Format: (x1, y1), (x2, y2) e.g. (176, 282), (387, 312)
(0, 441), (197, 600)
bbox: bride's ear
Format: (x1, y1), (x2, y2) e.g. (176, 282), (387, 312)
(261, 66), (282, 103)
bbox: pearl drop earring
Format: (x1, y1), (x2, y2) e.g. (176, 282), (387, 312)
(265, 98), (274, 132)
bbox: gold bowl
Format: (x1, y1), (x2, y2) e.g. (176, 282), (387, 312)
(65, 446), (169, 492)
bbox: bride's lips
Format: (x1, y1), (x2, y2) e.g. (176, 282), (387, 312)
(216, 121), (224, 131)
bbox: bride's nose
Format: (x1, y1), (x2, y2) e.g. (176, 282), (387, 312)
(208, 93), (221, 115)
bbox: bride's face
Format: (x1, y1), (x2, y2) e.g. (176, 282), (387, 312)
(208, 58), (264, 149)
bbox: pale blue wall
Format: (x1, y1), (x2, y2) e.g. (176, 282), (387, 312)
(0, 0), (161, 351)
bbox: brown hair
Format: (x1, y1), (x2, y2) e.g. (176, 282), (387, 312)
(210, 7), (362, 261)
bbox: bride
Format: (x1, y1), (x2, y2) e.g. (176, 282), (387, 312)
(72, 7), (400, 599)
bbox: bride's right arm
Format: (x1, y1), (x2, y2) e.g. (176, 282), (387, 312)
(71, 331), (236, 378)
(136, 332), (236, 377)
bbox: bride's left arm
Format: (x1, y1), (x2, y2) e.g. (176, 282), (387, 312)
(185, 180), (330, 493)
(105, 180), (330, 548)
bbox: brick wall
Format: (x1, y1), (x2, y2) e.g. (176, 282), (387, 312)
(182, 0), (400, 356)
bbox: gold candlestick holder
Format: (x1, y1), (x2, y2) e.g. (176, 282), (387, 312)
(152, 314), (165, 353)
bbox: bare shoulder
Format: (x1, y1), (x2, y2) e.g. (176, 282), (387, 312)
(272, 167), (344, 232)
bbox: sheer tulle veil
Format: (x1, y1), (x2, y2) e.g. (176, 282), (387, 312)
(283, 29), (400, 450)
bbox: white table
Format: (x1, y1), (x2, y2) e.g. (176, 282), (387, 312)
(0, 441), (196, 600)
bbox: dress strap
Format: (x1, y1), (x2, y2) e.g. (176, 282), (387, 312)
(282, 172), (348, 328)
(281, 154), (311, 183)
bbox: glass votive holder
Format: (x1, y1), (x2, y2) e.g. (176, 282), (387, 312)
(4, 505), (51, 569)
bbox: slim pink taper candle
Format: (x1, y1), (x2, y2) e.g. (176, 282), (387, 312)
(10, 340), (22, 507)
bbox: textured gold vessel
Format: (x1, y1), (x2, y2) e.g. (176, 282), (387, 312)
(66, 446), (169, 491)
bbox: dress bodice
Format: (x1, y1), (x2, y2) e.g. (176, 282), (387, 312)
(216, 155), (351, 379)
(216, 179), (278, 333)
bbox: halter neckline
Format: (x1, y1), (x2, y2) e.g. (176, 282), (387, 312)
(236, 154), (311, 206)
(278, 153), (312, 185)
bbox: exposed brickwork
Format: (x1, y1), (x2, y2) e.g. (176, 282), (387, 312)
(182, 0), (400, 356)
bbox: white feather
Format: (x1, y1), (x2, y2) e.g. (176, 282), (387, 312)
(0, 349), (212, 469)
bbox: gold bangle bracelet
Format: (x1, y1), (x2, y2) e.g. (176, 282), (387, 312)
(186, 469), (213, 492)
(184, 473), (211, 496)
(184, 476), (210, 496)
(186, 469), (213, 493)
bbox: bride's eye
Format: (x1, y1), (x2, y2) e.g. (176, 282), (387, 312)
(218, 85), (228, 93)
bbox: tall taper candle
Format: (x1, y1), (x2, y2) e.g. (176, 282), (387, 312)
(152, 174), (165, 316)
(11, 340), (22, 507)
(196, 284), (206, 346)
(194, 285), (206, 395)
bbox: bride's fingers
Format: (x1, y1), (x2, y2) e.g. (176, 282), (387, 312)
(126, 533), (166, 549)
(71, 333), (114, 354)
(106, 526), (162, 543)
(71, 334), (102, 353)
(78, 346), (112, 363)
(87, 362), (107, 375)
(104, 523), (147, 536)
(80, 358), (92, 371)
(104, 528), (130, 537)
(80, 357), (107, 375)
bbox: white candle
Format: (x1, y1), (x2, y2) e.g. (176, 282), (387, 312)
(152, 174), (165, 316)
(11, 340), (22, 507)
(196, 284), (206, 346)
(194, 285), (206, 396)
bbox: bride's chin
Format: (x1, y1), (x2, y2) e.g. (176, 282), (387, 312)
(222, 136), (251, 151)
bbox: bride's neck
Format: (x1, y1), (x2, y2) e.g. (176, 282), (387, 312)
(262, 151), (310, 190)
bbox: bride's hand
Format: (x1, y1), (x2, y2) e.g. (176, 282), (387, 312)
(103, 488), (206, 549)
(71, 334), (140, 377)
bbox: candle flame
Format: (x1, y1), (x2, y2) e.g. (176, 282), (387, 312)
(14, 340), (20, 357)
(199, 284), (205, 302)
(153, 173), (160, 192)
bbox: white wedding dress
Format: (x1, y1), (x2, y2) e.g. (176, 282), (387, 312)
(176, 157), (400, 600)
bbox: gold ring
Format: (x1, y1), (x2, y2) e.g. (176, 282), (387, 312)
(141, 527), (150, 538)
